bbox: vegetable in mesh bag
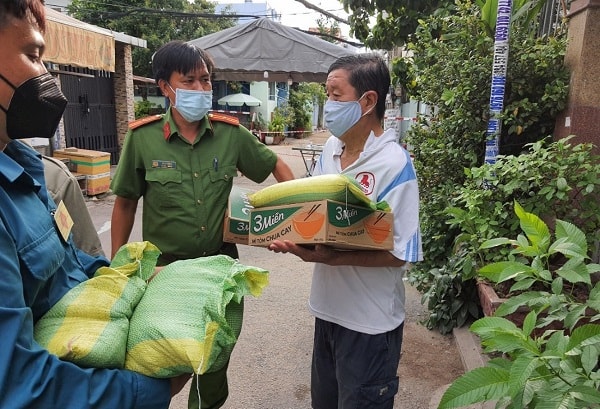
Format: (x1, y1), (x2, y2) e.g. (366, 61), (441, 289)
(34, 241), (160, 369)
(125, 254), (269, 378)
(247, 174), (389, 210)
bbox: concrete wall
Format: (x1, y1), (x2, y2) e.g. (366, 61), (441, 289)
(554, 0), (600, 151)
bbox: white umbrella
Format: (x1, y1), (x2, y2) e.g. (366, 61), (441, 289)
(217, 93), (262, 107)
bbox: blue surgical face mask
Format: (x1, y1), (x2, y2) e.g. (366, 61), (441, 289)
(169, 84), (212, 123)
(323, 93), (371, 138)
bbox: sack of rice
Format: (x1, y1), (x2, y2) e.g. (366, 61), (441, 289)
(34, 241), (160, 369)
(125, 254), (269, 378)
(247, 174), (389, 210)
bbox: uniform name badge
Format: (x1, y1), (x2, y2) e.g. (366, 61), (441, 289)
(54, 200), (74, 242)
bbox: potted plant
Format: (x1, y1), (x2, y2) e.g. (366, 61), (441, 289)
(265, 106), (291, 145)
(438, 202), (600, 408)
(476, 201), (600, 329)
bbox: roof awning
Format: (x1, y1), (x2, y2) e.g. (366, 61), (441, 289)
(44, 8), (115, 72)
(188, 18), (355, 83)
(43, 8), (146, 73)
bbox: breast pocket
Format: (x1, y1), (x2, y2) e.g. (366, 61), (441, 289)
(19, 221), (65, 282)
(208, 165), (236, 183)
(206, 165), (236, 206)
(145, 168), (182, 208)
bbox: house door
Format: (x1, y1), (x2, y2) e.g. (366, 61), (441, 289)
(61, 74), (120, 164)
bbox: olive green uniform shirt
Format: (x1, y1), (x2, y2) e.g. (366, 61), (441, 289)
(110, 109), (277, 263)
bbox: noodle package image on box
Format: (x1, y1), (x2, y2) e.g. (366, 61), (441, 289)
(248, 200), (393, 250)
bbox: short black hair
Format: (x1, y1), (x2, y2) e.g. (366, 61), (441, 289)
(0, 0), (46, 32)
(328, 53), (390, 120)
(152, 40), (215, 83)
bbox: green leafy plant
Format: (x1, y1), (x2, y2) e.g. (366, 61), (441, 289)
(439, 318), (600, 408)
(268, 106), (288, 133)
(479, 201), (600, 329)
(134, 100), (157, 119)
(438, 204), (600, 409)
(288, 84), (314, 132)
(420, 246), (481, 334)
(403, 0), (570, 334)
(448, 137), (600, 283)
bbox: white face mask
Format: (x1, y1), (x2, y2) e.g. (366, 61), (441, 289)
(323, 93), (373, 138)
(169, 84), (212, 122)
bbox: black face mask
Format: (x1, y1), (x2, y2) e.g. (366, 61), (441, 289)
(0, 72), (68, 139)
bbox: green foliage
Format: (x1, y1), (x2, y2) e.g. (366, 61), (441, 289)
(342, 0), (455, 50)
(68, 0), (235, 77)
(439, 320), (600, 408)
(450, 137), (600, 280)
(315, 16), (341, 43)
(425, 137), (600, 334)
(438, 205), (600, 409)
(227, 81), (242, 93)
(403, 1), (570, 334)
(134, 99), (157, 119)
(288, 84), (315, 131)
(268, 106), (289, 133)
(478, 202), (600, 329)
(419, 247), (481, 335)
(477, 0), (549, 34)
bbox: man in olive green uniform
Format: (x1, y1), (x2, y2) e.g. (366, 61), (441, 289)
(110, 40), (294, 409)
(42, 154), (104, 257)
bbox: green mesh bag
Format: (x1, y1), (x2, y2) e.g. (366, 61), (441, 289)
(125, 255), (269, 378)
(34, 242), (160, 369)
(247, 174), (390, 210)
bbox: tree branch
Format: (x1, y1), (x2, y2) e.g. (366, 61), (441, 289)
(291, 0), (349, 25)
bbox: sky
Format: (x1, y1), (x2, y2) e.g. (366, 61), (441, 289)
(216, 0), (353, 38)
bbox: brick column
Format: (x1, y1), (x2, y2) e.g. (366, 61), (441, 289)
(113, 43), (135, 151)
(554, 0), (600, 151)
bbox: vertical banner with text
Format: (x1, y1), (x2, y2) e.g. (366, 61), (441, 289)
(485, 0), (513, 165)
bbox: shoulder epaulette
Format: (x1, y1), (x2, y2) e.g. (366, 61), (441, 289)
(208, 112), (240, 126)
(128, 114), (163, 130)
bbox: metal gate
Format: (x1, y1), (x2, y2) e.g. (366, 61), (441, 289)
(61, 73), (120, 164)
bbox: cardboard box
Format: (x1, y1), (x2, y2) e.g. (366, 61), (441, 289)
(53, 148), (110, 175)
(85, 172), (110, 196)
(248, 200), (393, 250)
(223, 186), (254, 245)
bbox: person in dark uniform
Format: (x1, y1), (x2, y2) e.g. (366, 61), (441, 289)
(0, 1), (189, 407)
(110, 40), (294, 409)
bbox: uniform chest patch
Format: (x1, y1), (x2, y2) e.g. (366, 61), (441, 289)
(152, 160), (177, 169)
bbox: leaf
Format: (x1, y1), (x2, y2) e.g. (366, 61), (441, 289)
(566, 324), (600, 354)
(522, 311), (537, 337)
(555, 220), (587, 254)
(471, 317), (520, 336)
(479, 261), (534, 284)
(532, 393), (575, 409)
(549, 239), (587, 260)
(479, 237), (513, 249)
(510, 277), (537, 292)
(581, 345), (599, 375)
(438, 367), (510, 409)
(514, 201), (550, 250)
(568, 384), (600, 404)
(555, 261), (592, 285)
(509, 356), (541, 396)
(481, 333), (537, 355)
(495, 291), (548, 316)
(564, 305), (587, 330)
